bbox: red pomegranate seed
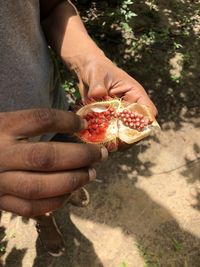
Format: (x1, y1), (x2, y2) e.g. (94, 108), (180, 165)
(95, 129), (100, 134)
(89, 113), (95, 118)
(98, 119), (103, 125)
(92, 124), (97, 129)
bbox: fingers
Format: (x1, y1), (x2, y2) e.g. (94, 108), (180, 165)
(135, 94), (157, 117)
(0, 194), (66, 217)
(0, 108), (86, 138)
(0, 142), (108, 171)
(0, 168), (96, 200)
(109, 81), (158, 117)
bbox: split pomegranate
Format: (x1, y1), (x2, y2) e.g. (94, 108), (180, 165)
(76, 99), (160, 151)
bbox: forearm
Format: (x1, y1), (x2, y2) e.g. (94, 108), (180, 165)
(42, 1), (104, 71)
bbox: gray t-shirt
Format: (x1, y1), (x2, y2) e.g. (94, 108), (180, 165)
(0, 0), (68, 140)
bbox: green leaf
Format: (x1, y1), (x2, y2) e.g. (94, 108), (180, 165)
(119, 262), (128, 267)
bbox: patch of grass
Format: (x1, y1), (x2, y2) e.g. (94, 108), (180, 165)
(118, 262), (129, 267)
(0, 243), (6, 254)
(136, 243), (161, 267)
(171, 238), (183, 252)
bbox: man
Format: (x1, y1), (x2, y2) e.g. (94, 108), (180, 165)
(0, 0), (157, 257)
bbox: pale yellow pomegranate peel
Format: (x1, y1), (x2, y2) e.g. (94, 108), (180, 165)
(76, 99), (160, 151)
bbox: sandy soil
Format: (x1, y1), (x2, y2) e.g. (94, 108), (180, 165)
(0, 0), (200, 266)
(0, 119), (200, 267)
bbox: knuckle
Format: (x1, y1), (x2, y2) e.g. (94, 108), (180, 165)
(33, 108), (56, 129)
(20, 178), (41, 199)
(26, 143), (56, 170)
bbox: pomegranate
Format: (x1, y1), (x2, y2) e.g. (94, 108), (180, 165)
(76, 99), (160, 151)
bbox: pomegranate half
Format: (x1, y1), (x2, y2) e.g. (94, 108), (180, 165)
(76, 99), (160, 151)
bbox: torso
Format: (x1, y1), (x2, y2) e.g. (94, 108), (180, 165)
(0, 0), (54, 112)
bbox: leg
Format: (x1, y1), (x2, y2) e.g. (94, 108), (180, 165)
(35, 213), (66, 257)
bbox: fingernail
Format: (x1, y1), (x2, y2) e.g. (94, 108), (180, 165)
(80, 118), (88, 130)
(100, 146), (108, 161)
(88, 168), (97, 181)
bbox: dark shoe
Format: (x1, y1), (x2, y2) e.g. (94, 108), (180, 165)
(35, 214), (65, 257)
(68, 187), (90, 207)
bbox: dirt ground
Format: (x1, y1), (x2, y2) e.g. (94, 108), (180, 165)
(0, 0), (200, 267)
(0, 121), (200, 267)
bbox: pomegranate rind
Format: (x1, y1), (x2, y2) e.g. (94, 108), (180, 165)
(76, 99), (121, 117)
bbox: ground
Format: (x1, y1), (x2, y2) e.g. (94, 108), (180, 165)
(0, 1), (200, 267)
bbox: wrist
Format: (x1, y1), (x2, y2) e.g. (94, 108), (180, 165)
(62, 41), (105, 73)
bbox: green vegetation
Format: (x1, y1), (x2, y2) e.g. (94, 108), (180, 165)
(136, 243), (161, 267)
(118, 262), (129, 267)
(0, 244), (6, 254)
(171, 238), (183, 253)
(63, 0), (199, 129)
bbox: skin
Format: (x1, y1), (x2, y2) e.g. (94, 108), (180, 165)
(0, 0), (157, 217)
(0, 109), (107, 217)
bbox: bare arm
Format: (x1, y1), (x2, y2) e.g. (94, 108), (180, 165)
(41, 0), (104, 71)
(41, 0), (157, 115)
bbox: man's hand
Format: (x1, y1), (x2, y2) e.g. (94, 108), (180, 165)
(77, 56), (157, 117)
(41, 1), (157, 116)
(0, 109), (107, 217)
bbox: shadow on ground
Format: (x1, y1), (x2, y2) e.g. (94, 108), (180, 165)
(31, 146), (200, 266)
(77, 0), (200, 130)
(1, 0), (200, 266)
